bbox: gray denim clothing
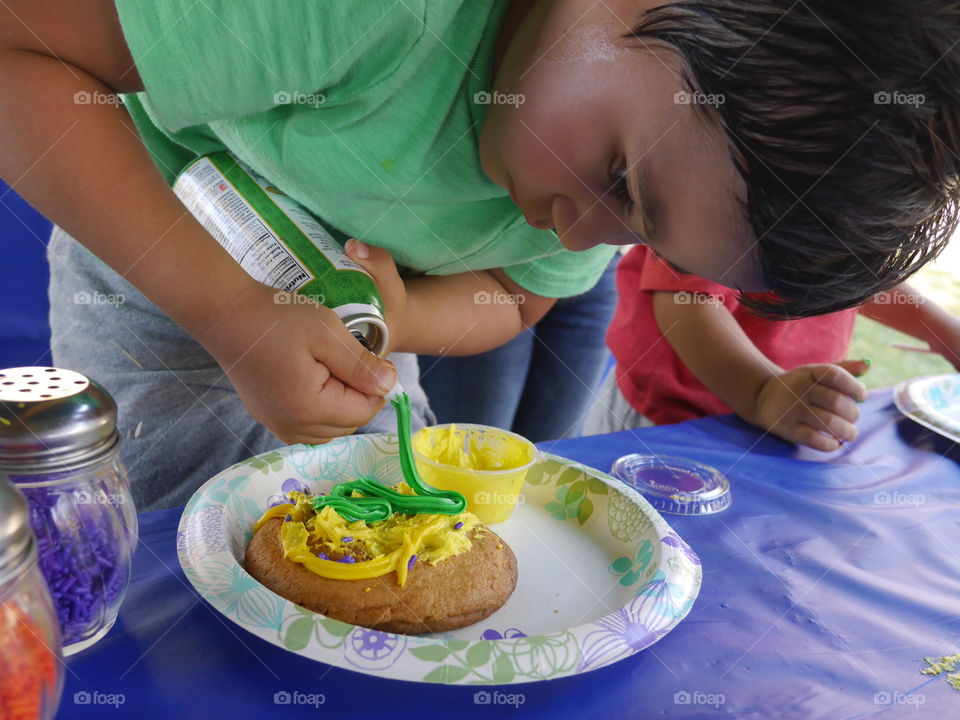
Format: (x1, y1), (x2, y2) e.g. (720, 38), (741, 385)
(581, 366), (655, 436)
(47, 226), (434, 512)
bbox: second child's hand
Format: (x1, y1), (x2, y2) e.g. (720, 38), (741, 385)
(750, 363), (869, 452)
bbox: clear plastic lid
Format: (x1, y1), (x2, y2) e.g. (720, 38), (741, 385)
(610, 454), (731, 515)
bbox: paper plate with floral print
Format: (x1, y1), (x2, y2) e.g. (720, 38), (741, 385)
(894, 374), (960, 443)
(176, 435), (701, 684)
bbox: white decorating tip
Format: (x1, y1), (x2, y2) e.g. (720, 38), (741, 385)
(384, 382), (405, 405)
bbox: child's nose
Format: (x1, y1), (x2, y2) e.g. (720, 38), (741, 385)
(555, 194), (641, 249)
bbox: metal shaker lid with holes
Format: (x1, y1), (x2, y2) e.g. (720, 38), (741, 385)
(0, 475), (33, 580)
(0, 367), (119, 474)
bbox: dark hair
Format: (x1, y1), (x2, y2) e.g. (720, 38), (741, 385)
(626, 0), (960, 317)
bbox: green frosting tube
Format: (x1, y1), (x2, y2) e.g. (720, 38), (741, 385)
(311, 392), (467, 522)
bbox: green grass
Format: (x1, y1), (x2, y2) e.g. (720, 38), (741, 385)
(849, 259), (959, 389)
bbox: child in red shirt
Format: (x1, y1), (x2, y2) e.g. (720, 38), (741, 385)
(585, 246), (960, 451)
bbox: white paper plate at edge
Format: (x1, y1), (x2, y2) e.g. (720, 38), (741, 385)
(894, 373), (960, 443)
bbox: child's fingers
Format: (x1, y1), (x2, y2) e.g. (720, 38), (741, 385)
(810, 364), (868, 402)
(808, 384), (861, 424)
(345, 238), (405, 311)
(316, 323), (398, 397)
(271, 370), (386, 431)
(273, 398), (377, 436)
(792, 422), (844, 452)
(802, 404), (858, 443)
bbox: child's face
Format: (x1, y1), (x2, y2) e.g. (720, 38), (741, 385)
(480, 0), (762, 290)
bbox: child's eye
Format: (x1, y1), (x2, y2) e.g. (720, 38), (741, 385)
(608, 165), (635, 213)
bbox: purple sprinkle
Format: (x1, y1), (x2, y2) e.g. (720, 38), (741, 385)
(318, 552), (329, 560)
(339, 556), (356, 564)
(407, 554), (417, 570)
(341, 536), (353, 543)
(284, 514), (292, 522)
(454, 522), (463, 530)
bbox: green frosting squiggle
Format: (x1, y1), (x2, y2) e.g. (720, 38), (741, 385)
(310, 392), (467, 523)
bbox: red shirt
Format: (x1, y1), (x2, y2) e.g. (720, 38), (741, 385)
(607, 246), (860, 425)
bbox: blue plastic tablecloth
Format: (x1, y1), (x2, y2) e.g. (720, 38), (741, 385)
(58, 390), (960, 719)
(0, 180), (52, 368)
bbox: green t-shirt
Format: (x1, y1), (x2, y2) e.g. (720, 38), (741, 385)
(113, 0), (615, 298)
(116, 0), (614, 297)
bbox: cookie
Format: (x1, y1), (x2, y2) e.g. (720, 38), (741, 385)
(244, 517), (517, 634)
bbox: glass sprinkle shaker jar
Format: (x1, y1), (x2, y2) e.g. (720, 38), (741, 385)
(0, 474), (64, 719)
(0, 366), (138, 655)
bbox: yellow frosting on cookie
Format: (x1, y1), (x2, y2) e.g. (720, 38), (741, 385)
(252, 484), (482, 587)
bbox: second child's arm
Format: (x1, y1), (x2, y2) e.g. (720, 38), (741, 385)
(861, 283), (960, 368)
(342, 239), (557, 356)
(398, 270), (555, 355)
(652, 291), (868, 451)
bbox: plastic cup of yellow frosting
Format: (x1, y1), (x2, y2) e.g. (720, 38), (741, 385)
(412, 423), (537, 524)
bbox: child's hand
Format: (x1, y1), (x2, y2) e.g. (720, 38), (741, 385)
(344, 238), (408, 354)
(200, 280), (399, 445)
(749, 364), (869, 452)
